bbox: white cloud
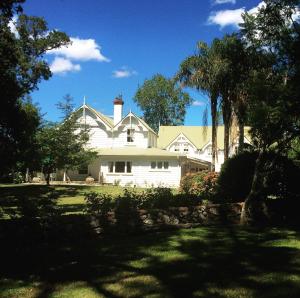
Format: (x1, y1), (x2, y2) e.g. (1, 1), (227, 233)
(208, 1), (265, 28)
(50, 57), (81, 74)
(112, 67), (137, 78)
(192, 100), (206, 107)
(48, 37), (110, 62)
(213, 0), (236, 5)
(208, 8), (244, 28)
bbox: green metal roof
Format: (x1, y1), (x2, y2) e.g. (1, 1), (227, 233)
(158, 126), (251, 150)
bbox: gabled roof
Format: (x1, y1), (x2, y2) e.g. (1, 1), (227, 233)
(166, 132), (198, 150)
(75, 104), (114, 128)
(114, 111), (158, 135)
(158, 126), (251, 150)
(84, 104), (114, 128)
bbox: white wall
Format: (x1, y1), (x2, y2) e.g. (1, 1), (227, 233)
(77, 109), (113, 148)
(100, 157), (182, 188)
(113, 117), (149, 148)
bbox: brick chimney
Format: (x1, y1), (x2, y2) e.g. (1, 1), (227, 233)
(113, 95), (124, 125)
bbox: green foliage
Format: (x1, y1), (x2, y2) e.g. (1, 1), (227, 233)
(84, 192), (113, 216)
(0, 0), (70, 175)
(36, 97), (97, 184)
(180, 171), (219, 200)
(134, 74), (192, 132)
(217, 151), (300, 202)
(217, 152), (258, 202)
(84, 187), (202, 216)
(37, 116), (97, 184)
(176, 41), (221, 169)
(12, 171), (24, 184)
(288, 137), (300, 160)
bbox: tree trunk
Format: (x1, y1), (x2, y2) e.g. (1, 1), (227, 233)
(238, 120), (244, 153)
(222, 95), (232, 162)
(224, 123), (230, 161)
(241, 151), (269, 225)
(46, 172), (51, 186)
(211, 94), (218, 172)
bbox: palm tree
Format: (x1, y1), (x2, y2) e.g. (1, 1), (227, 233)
(214, 34), (250, 159)
(176, 41), (221, 171)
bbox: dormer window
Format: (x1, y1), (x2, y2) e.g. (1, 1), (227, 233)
(127, 129), (134, 142)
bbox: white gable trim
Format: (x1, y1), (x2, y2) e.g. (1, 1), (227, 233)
(113, 112), (157, 135)
(77, 105), (113, 130)
(166, 133), (198, 150)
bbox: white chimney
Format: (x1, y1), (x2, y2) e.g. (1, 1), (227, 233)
(113, 95), (124, 125)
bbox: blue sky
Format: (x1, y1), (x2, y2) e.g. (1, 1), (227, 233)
(22, 0), (262, 125)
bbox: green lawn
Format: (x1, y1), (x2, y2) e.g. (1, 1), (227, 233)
(0, 184), (141, 217)
(1, 184), (300, 297)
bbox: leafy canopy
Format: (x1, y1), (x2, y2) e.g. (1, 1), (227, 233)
(0, 0), (70, 174)
(37, 95), (97, 184)
(134, 74), (192, 132)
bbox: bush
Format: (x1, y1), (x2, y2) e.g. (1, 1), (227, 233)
(260, 152), (300, 200)
(217, 151), (300, 202)
(217, 151), (258, 202)
(180, 171), (219, 200)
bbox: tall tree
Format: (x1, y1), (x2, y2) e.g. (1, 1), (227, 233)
(176, 41), (222, 171)
(56, 94), (75, 119)
(239, 0), (300, 223)
(37, 97), (97, 185)
(133, 74), (192, 132)
(0, 0), (69, 175)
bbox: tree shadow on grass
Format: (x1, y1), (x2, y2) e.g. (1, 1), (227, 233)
(1, 185), (300, 297)
(0, 219), (300, 298)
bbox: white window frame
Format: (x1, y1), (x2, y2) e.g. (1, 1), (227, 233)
(108, 161), (132, 173)
(127, 129), (135, 143)
(149, 161), (170, 171)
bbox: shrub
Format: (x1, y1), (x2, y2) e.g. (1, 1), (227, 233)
(217, 151), (300, 202)
(260, 152), (300, 200)
(85, 192), (113, 216)
(217, 151), (258, 202)
(138, 187), (173, 209)
(180, 171), (219, 200)
(114, 189), (142, 231)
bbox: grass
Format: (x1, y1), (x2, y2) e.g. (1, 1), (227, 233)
(0, 224), (300, 298)
(0, 184), (142, 217)
(1, 184), (300, 297)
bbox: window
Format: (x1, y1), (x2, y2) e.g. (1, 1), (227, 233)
(108, 161), (132, 173)
(183, 148), (189, 152)
(150, 161), (170, 170)
(207, 146), (212, 155)
(174, 148), (179, 152)
(115, 161), (126, 173)
(127, 129), (134, 142)
(108, 162), (114, 173)
(78, 165), (88, 175)
(126, 162), (132, 173)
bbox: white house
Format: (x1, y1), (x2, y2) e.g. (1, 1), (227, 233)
(60, 97), (210, 187)
(158, 126), (251, 172)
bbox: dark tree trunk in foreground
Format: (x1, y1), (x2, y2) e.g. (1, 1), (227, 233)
(46, 172), (51, 186)
(238, 120), (244, 153)
(211, 95), (218, 172)
(224, 123), (230, 161)
(222, 95), (232, 162)
(241, 151), (269, 224)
